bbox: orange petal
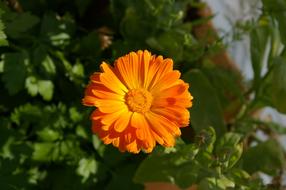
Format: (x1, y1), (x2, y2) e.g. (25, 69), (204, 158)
(150, 71), (181, 94)
(92, 89), (124, 101)
(114, 52), (140, 89)
(145, 112), (175, 146)
(150, 112), (181, 136)
(147, 57), (173, 90)
(131, 113), (147, 140)
(142, 50), (152, 88)
(151, 106), (190, 127)
(100, 109), (128, 125)
(97, 101), (128, 113)
(153, 82), (188, 98)
(90, 72), (101, 84)
(126, 140), (140, 153)
(82, 96), (97, 106)
(130, 112), (143, 128)
(100, 62), (128, 95)
(152, 96), (192, 108)
(114, 111), (132, 132)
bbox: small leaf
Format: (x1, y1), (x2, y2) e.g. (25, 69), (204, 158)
(25, 76), (38, 96)
(72, 62), (84, 77)
(32, 142), (55, 162)
(42, 55), (56, 75)
(37, 128), (60, 142)
(215, 133), (243, 169)
(69, 107), (83, 122)
(38, 80), (54, 101)
(76, 158), (97, 182)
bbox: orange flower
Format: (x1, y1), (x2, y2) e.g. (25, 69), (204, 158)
(82, 50), (193, 153)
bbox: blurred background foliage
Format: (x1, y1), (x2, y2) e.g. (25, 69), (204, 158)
(0, 0), (286, 189)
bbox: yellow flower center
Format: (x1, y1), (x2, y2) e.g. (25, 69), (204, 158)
(125, 89), (153, 113)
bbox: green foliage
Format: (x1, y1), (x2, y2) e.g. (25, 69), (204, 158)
(241, 139), (285, 175)
(270, 56), (286, 113)
(0, 0), (285, 189)
(135, 127), (260, 189)
(2, 52), (28, 94)
(0, 7), (8, 46)
(183, 70), (226, 136)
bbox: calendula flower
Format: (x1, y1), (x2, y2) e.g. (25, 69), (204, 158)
(82, 50), (193, 153)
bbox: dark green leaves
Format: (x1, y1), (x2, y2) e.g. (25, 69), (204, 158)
(134, 143), (199, 188)
(215, 133), (243, 169)
(0, 7), (8, 46)
(241, 139), (285, 175)
(270, 56), (286, 113)
(40, 12), (75, 48)
(250, 20), (270, 87)
(262, 0), (286, 45)
(1, 0), (286, 189)
(4, 12), (39, 38)
(135, 128), (254, 189)
(2, 52), (27, 95)
(183, 70), (226, 135)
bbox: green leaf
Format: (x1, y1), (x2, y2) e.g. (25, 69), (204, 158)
(4, 12), (39, 38)
(0, 119), (13, 148)
(250, 20), (270, 85)
(0, 158), (30, 189)
(0, 8), (8, 46)
(42, 55), (56, 75)
(69, 107), (83, 122)
(202, 60), (245, 120)
(40, 12), (74, 47)
(241, 139), (285, 175)
(146, 30), (184, 62)
(38, 80), (54, 101)
(120, 7), (152, 41)
(32, 142), (55, 162)
(182, 69), (226, 136)
(78, 31), (101, 56)
(198, 176), (235, 190)
(2, 52), (28, 95)
(72, 62), (84, 78)
(11, 103), (42, 125)
(262, 0), (286, 45)
(107, 162), (143, 190)
(215, 133), (243, 169)
(134, 144), (199, 188)
(196, 127), (216, 153)
(270, 56), (286, 113)
(25, 76), (38, 96)
(37, 128), (60, 142)
(76, 158), (97, 182)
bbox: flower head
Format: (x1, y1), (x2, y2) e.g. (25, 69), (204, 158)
(82, 50), (193, 153)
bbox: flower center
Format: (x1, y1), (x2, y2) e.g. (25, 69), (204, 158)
(125, 89), (153, 113)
